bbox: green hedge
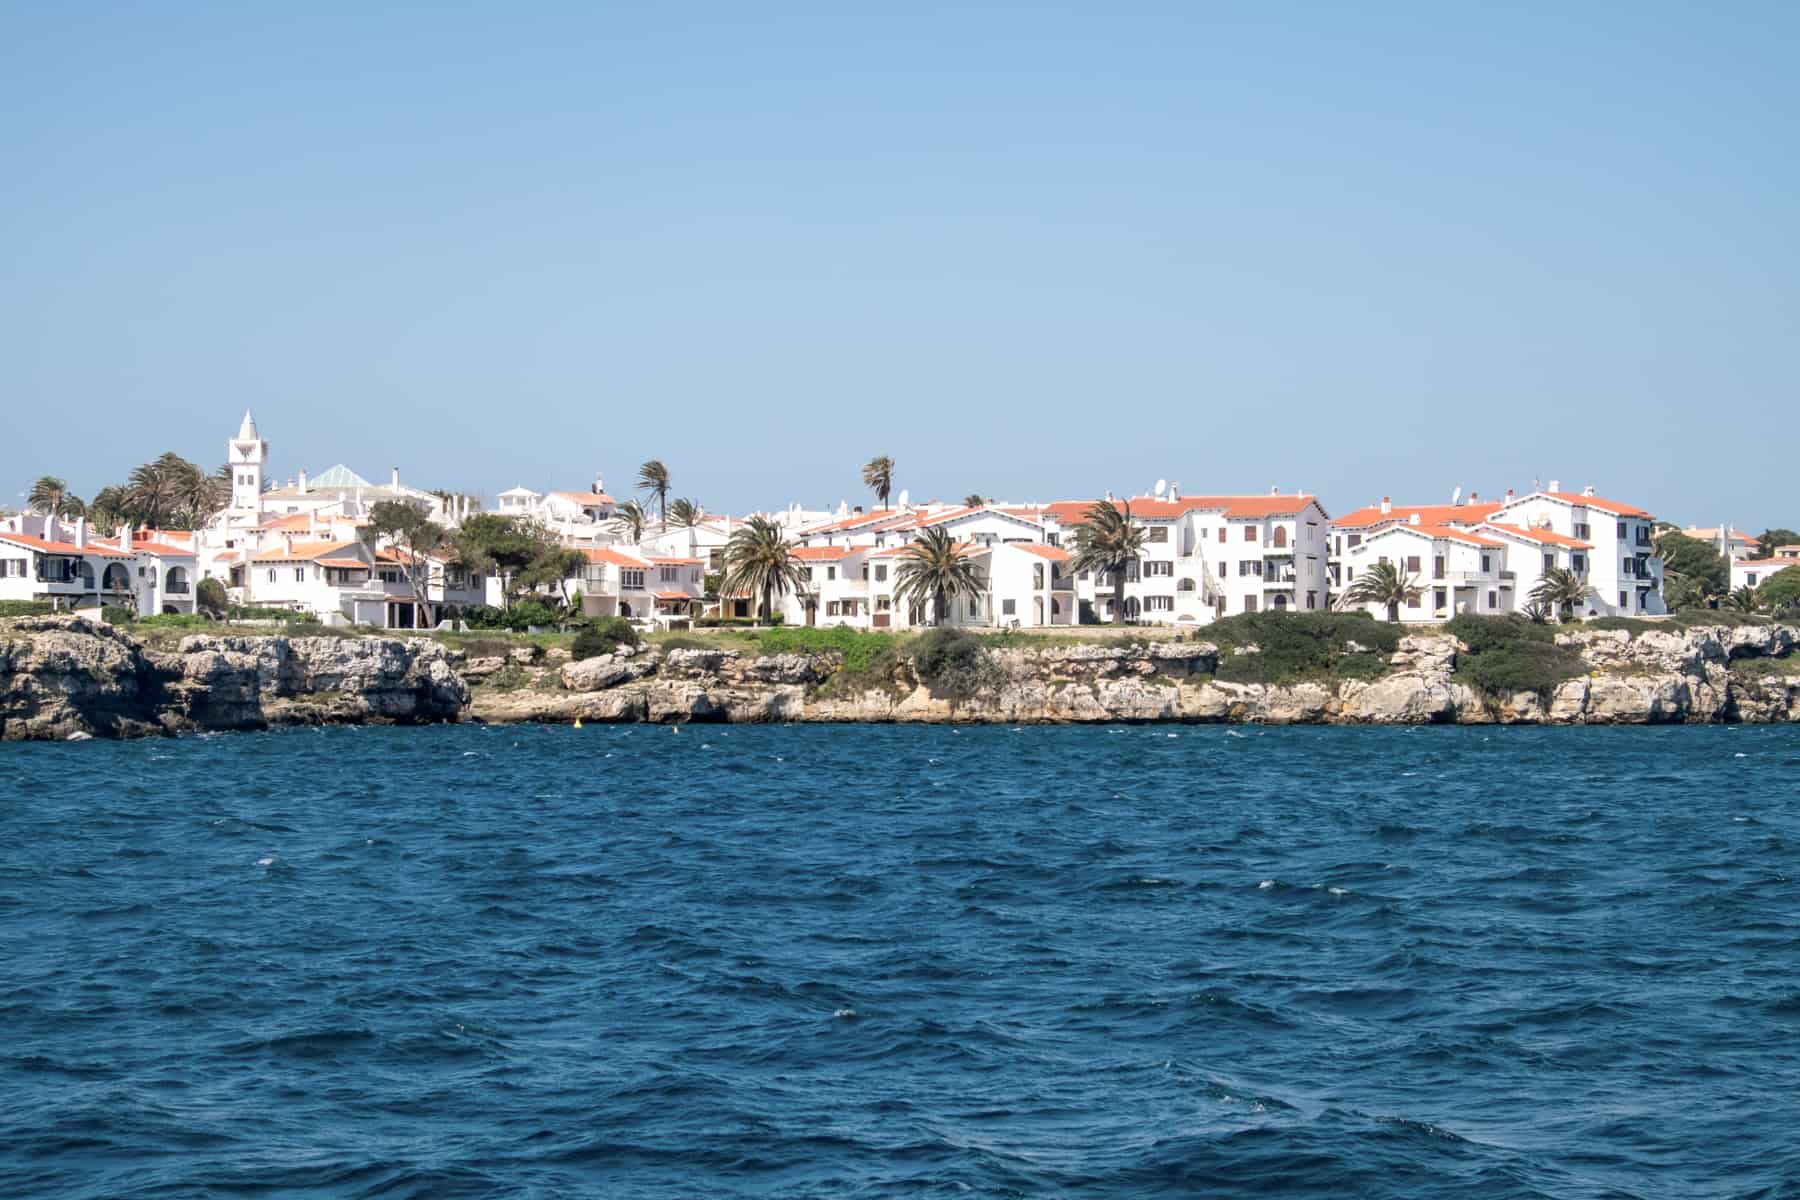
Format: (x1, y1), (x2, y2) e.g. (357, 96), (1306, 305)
(572, 616), (639, 660)
(1210, 612), (1402, 685)
(1447, 614), (1584, 696)
(0, 600), (54, 618)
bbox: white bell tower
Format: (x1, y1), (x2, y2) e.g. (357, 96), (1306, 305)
(228, 410), (268, 513)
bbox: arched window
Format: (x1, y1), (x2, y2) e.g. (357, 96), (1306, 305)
(1272, 592), (1288, 609)
(1177, 577), (1196, 592)
(102, 564), (131, 592)
(79, 562), (96, 590)
(1272, 526), (1288, 548)
(164, 566), (190, 595)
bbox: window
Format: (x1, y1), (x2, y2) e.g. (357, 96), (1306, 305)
(1145, 560), (1173, 577)
(827, 566), (837, 581)
(1406, 555), (1421, 573)
(1217, 527), (1227, 543)
(660, 566), (679, 582)
(1147, 526), (1168, 542)
(874, 564), (888, 582)
(1487, 590), (1497, 608)
(1575, 523), (1591, 539)
(1573, 553), (1586, 572)
(1748, 573), (1759, 587)
(1243, 595), (1258, 612)
(967, 597), (978, 617)
(1238, 560), (1262, 577)
(1046, 533), (1060, 547)
(1002, 599), (1016, 616)
(297, 567), (307, 582)
(1617, 521), (1627, 537)
(1, 559), (21, 578)
(1622, 559), (1634, 577)
(1244, 527), (1258, 542)
(1177, 577), (1196, 592)
(621, 569), (645, 590)
(1480, 554), (1491, 573)
(1619, 591), (1627, 607)
(1272, 526), (1287, 548)
(1347, 533), (1362, 547)
(1543, 553), (1555, 571)
(1407, 593), (1422, 609)
(267, 568), (277, 582)
(1033, 565), (1045, 588)
(1433, 556), (1446, 580)
(1305, 591), (1316, 610)
(1145, 595), (1173, 612)
(1434, 588), (1447, 610)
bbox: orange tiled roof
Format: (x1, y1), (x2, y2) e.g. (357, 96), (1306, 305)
(0, 531), (129, 557)
(250, 540), (363, 563)
(867, 540), (984, 559)
(549, 490), (615, 506)
(1361, 523), (1507, 550)
(581, 547), (650, 568)
(1049, 495), (1322, 524)
(649, 556), (703, 565)
(1010, 543), (1071, 561)
(1334, 502), (1499, 529)
(1479, 522), (1593, 550)
(654, 590), (693, 601)
(789, 546), (855, 561)
(1542, 491), (1654, 519)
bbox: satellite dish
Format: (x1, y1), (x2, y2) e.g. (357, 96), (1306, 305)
(1154, 479), (1167, 497)
(897, 489), (910, 508)
(1450, 486), (1462, 505)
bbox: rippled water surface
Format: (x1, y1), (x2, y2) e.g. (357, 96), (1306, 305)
(3, 724), (1799, 1198)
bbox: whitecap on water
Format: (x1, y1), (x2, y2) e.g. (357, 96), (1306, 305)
(1258, 880), (1276, 889)
(1328, 887), (1349, 896)
(1734, 753), (1748, 759)
(255, 856), (275, 866)
(832, 1008), (856, 1019)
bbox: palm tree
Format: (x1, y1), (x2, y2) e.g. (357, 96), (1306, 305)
(862, 456), (895, 510)
(172, 459), (226, 525)
(1723, 584), (1761, 613)
(1529, 566), (1590, 622)
(668, 498), (701, 528)
(637, 460), (671, 527)
(27, 476), (79, 515)
(1068, 500), (1147, 625)
(125, 458), (178, 527)
(893, 526), (985, 626)
(1522, 601), (1552, 625)
(962, 494), (987, 508)
(721, 515), (808, 622)
(1336, 560), (1421, 622)
(610, 499), (648, 544)
(87, 486), (127, 535)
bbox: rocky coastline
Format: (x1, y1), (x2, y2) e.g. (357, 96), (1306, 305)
(6, 615), (1796, 741)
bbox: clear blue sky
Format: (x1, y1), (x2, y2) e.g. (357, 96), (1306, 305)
(4, 2), (1794, 524)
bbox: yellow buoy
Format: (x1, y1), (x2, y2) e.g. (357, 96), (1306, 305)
(573, 718), (583, 729)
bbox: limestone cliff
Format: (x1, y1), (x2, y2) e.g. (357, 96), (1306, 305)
(4, 616), (1798, 740)
(0, 618), (467, 740)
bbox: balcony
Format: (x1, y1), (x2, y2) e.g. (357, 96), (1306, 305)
(165, 582), (191, 595)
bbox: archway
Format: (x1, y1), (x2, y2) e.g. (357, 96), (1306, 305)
(79, 562), (96, 590)
(1272, 592), (1288, 610)
(103, 563), (131, 592)
(164, 566), (190, 596)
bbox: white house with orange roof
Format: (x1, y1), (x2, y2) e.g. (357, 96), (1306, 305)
(1485, 484), (1664, 616)
(1732, 546), (1800, 594)
(570, 546), (703, 624)
(857, 539), (1076, 629)
(1338, 517), (1512, 621)
(1682, 526), (1761, 561)
(1044, 490), (1328, 623)
(0, 513), (200, 616)
(778, 544), (873, 627)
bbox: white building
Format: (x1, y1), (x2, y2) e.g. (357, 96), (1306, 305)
(0, 514), (196, 616)
(1485, 485), (1665, 617)
(1337, 518), (1511, 621)
(1732, 546), (1800, 593)
(1683, 526), (1761, 561)
(572, 547), (703, 624)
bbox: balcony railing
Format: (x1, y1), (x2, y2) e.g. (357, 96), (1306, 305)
(165, 582), (191, 595)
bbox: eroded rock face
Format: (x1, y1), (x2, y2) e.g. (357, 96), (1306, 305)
(0, 619), (468, 739)
(560, 652), (658, 692)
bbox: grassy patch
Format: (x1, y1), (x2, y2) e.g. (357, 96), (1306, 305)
(1728, 654), (1799, 681)
(1208, 612), (1402, 685)
(1447, 614), (1584, 696)
(754, 626), (907, 697)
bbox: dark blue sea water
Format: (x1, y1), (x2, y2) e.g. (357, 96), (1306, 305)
(3, 724), (1798, 1198)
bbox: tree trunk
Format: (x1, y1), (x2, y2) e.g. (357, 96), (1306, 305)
(1113, 569), (1128, 625)
(1386, 601), (1399, 622)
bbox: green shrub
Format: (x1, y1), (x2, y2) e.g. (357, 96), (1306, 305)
(756, 626), (903, 695)
(503, 599), (564, 631)
(227, 604), (303, 622)
(696, 615), (784, 628)
(1447, 614), (1584, 696)
(101, 605), (136, 624)
(0, 600), (54, 618)
(571, 616), (639, 660)
(1209, 612), (1402, 684)
(196, 577), (228, 615)
(462, 605), (508, 629)
(908, 627), (993, 701)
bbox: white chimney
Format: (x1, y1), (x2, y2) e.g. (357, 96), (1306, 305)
(1582, 484), (1596, 497)
(391, 466), (400, 491)
(1270, 485), (1279, 495)
(73, 518), (87, 549)
(119, 521), (134, 552)
(283, 532), (294, 555)
(308, 510), (318, 537)
(1505, 488), (1515, 503)
(1409, 512), (1421, 525)
(1380, 496), (1392, 515)
(1469, 491), (1479, 502)
(1170, 483), (1180, 500)
(1548, 479), (1561, 493)
(298, 468), (309, 494)
(594, 472), (605, 495)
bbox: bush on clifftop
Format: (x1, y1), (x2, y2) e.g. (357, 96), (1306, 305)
(1447, 614), (1584, 696)
(1210, 612), (1401, 685)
